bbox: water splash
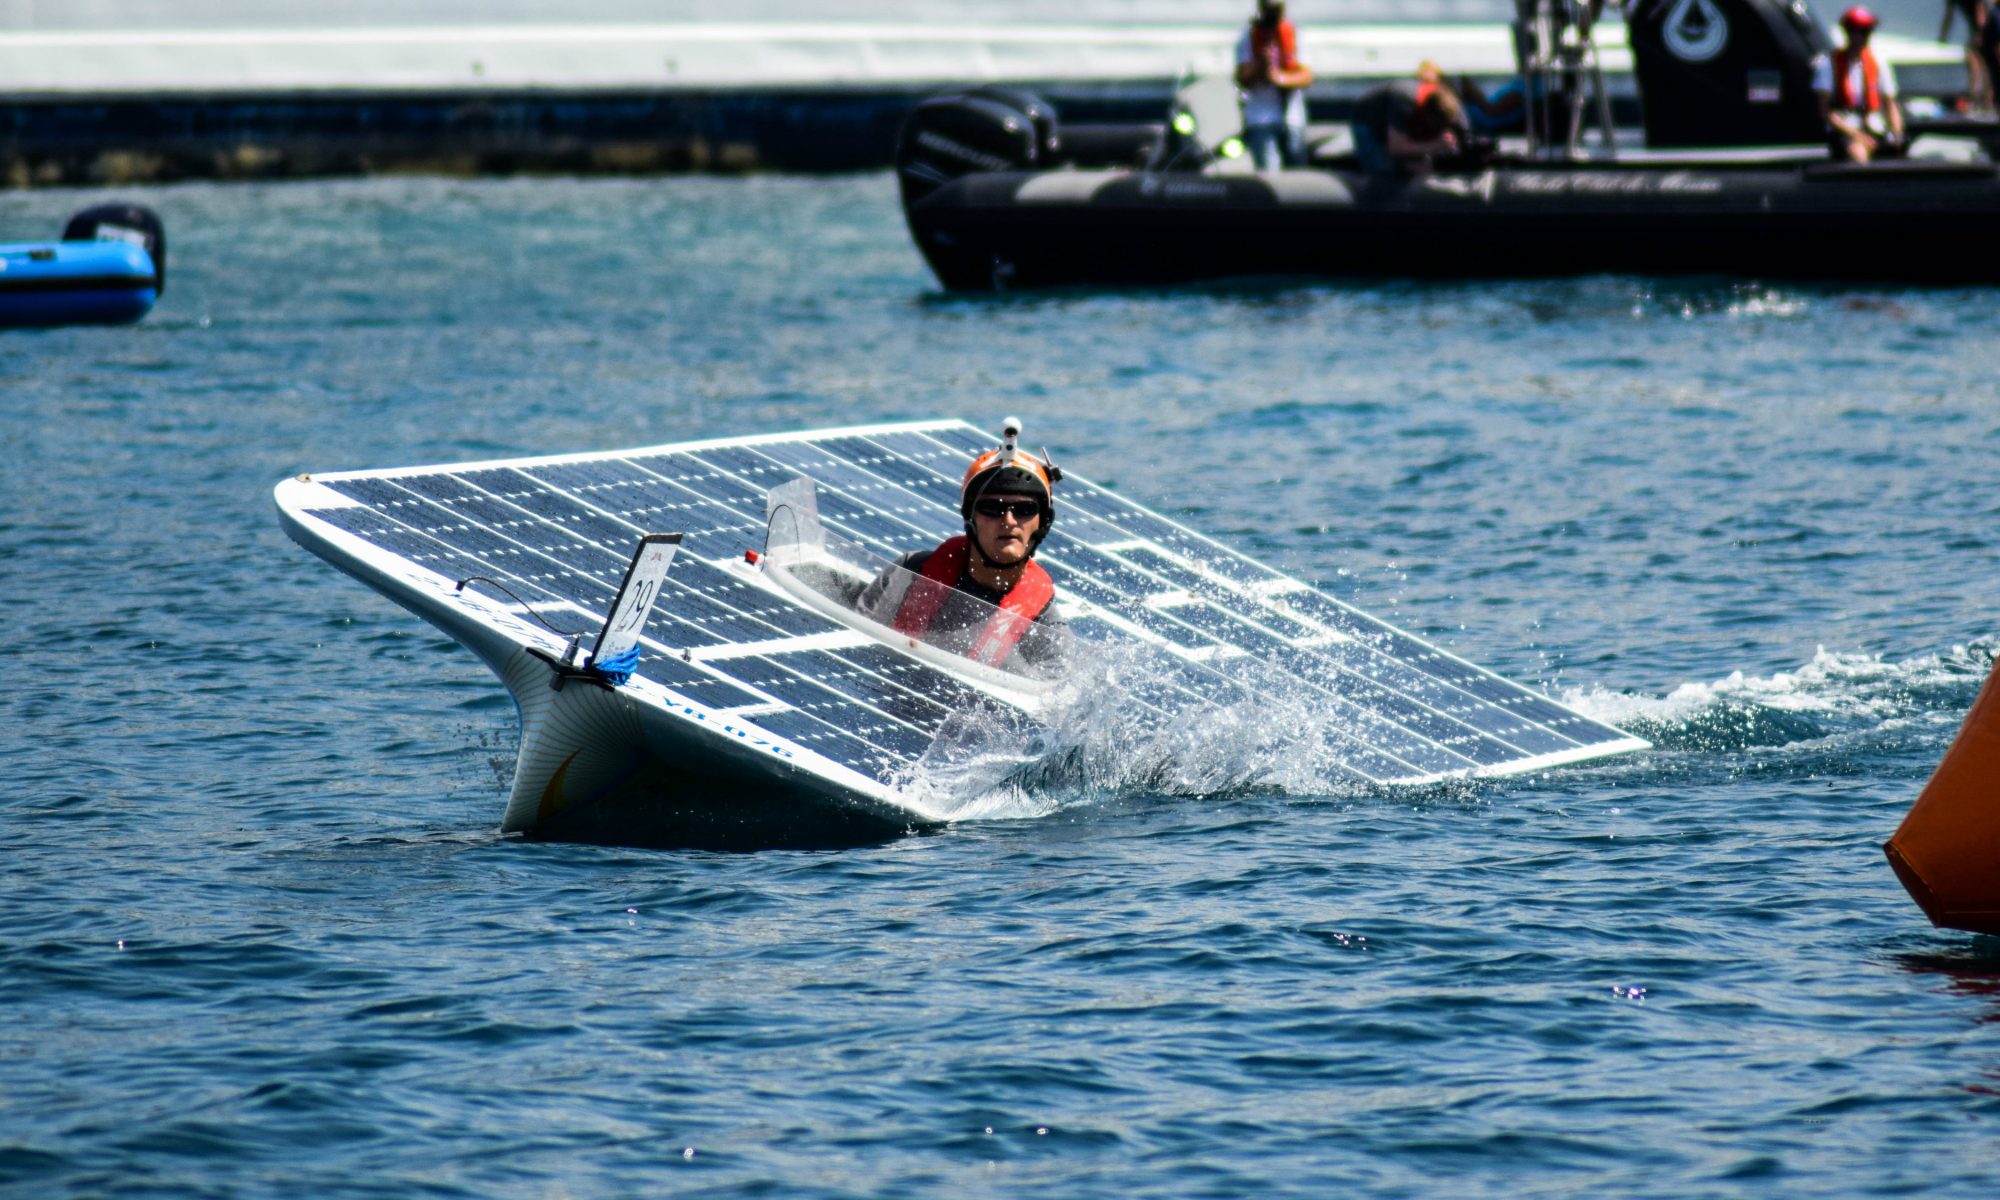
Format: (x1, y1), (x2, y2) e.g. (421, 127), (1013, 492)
(1562, 640), (1996, 754)
(890, 639), (1388, 820)
(1626, 282), (1811, 322)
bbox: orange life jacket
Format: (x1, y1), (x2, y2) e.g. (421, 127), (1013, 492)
(890, 535), (1054, 667)
(1249, 19), (1298, 72)
(1831, 47), (1883, 114)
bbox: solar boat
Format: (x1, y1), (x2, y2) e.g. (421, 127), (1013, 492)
(273, 420), (1647, 847)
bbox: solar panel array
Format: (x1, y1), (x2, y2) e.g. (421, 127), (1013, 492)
(285, 421), (1644, 790)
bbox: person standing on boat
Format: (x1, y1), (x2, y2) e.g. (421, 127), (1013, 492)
(1349, 62), (1471, 175)
(1940, 0), (2000, 113)
(1816, 7), (1907, 163)
(857, 424), (1068, 673)
(1235, 0), (1314, 170)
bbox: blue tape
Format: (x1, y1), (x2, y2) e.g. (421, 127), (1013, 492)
(591, 645), (641, 686)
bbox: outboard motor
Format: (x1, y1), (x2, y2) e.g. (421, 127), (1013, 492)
(62, 203), (168, 293)
(896, 89), (1056, 208)
(966, 86), (1061, 163)
(1627, 0), (1834, 147)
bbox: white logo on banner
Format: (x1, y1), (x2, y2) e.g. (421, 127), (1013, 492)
(1663, 0), (1730, 64)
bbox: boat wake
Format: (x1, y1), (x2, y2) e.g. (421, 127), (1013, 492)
(1560, 640), (1997, 755)
(894, 638), (2000, 822)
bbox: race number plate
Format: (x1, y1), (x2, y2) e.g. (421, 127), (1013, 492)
(587, 533), (682, 679)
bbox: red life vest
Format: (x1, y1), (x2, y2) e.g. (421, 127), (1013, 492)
(1831, 47), (1883, 114)
(890, 535), (1054, 667)
(1249, 19), (1298, 72)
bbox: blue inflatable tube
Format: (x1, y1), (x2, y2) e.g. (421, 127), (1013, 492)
(0, 204), (166, 329)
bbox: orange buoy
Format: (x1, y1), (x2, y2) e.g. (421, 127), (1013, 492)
(1887, 658), (2000, 936)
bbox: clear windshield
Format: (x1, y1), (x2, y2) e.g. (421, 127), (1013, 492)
(763, 478), (1067, 684)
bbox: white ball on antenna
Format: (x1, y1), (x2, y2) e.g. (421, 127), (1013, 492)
(1001, 416), (1023, 438)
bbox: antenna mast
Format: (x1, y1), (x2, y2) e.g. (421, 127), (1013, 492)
(1515, 0), (1619, 159)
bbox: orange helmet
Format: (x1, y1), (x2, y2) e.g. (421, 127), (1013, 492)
(960, 417), (1061, 547)
(1840, 6), (1878, 32)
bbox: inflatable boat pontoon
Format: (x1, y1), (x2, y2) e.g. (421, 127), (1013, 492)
(0, 204), (166, 328)
(275, 420), (1647, 848)
(899, 0), (1999, 290)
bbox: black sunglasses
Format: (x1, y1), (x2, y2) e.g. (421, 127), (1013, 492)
(972, 498), (1040, 520)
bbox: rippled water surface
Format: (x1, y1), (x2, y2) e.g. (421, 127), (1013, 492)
(5, 175), (2000, 1198)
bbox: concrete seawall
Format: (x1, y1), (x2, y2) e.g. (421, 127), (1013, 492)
(0, 23), (1963, 186)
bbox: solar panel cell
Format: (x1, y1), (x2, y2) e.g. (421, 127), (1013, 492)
(638, 653), (771, 710)
(305, 506), (498, 585)
(327, 477), (423, 510)
(830, 643), (994, 711)
(748, 709), (914, 777)
(706, 654), (936, 763)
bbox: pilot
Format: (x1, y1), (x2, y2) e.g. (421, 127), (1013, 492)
(857, 422), (1068, 672)
(1816, 7), (1907, 163)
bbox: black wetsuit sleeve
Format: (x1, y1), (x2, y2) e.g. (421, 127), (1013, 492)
(855, 550), (931, 624)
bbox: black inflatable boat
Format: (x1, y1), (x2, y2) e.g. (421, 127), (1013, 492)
(898, 0), (1999, 290)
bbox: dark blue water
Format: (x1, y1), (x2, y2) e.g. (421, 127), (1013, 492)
(6, 175), (2000, 1198)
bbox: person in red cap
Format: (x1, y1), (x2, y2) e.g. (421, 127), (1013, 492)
(1814, 7), (1907, 162)
(856, 420), (1068, 672)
